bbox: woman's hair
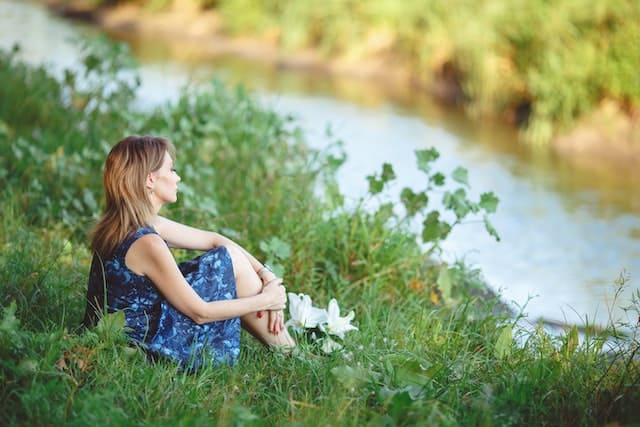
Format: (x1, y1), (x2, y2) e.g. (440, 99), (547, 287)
(91, 135), (175, 257)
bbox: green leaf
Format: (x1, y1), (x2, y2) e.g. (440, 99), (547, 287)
(0, 301), (19, 334)
(331, 365), (370, 389)
(325, 181), (344, 208)
(429, 172), (445, 186)
(63, 69), (76, 87)
(366, 163), (396, 195)
(400, 188), (428, 217)
(479, 192), (499, 213)
(375, 202), (395, 223)
(436, 265), (452, 302)
(259, 237), (291, 277)
(452, 167), (469, 186)
(415, 148), (440, 174)
(96, 311), (127, 338)
(366, 175), (384, 195)
(326, 153), (346, 173)
(82, 188), (97, 211)
(388, 389), (416, 419)
(483, 215), (500, 242)
(83, 53), (100, 74)
(385, 354), (431, 387)
(494, 325), (513, 359)
(231, 405), (260, 425)
(198, 196), (218, 216)
(381, 162), (396, 182)
(259, 237), (291, 260)
(179, 117), (192, 132)
(443, 188), (472, 219)
(422, 211), (451, 243)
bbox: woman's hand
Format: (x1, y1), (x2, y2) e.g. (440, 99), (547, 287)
(261, 278), (286, 310)
(261, 278), (287, 334)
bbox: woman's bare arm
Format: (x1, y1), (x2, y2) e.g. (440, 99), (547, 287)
(125, 233), (285, 325)
(151, 216), (275, 281)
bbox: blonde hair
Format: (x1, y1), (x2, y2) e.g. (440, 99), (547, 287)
(91, 135), (175, 257)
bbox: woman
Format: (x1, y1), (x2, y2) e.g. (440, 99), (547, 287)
(83, 135), (295, 370)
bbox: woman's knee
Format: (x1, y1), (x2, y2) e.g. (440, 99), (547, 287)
(223, 245), (261, 293)
(222, 244), (244, 273)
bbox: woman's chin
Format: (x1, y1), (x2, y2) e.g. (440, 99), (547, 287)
(161, 196), (178, 205)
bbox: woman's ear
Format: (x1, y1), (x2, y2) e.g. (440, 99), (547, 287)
(146, 173), (155, 192)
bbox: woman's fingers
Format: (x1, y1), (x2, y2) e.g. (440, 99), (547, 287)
(268, 309), (278, 334)
(268, 310), (275, 333)
(278, 311), (285, 331)
(266, 309), (287, 334)
(262, 280), (287, 310)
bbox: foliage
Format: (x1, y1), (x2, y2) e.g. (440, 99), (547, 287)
(48, 0), (640, 145)
(210, 0), (639, 146)
(0, 39), (638, 426)
(364, 148), (500, 253)
(0, 38), (139, 238)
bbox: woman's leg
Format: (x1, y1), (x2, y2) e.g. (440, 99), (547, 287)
(225, 245), (296, 348)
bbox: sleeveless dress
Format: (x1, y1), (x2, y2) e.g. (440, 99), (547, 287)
(82, 227), (241, 370)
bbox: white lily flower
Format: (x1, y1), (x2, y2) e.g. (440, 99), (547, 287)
(286, 293), (328, 332)
(322, 298), (358, 339)
(320, 336), (343, 354)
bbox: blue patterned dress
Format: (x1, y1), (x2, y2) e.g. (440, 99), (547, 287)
(82, 227), (241, 370)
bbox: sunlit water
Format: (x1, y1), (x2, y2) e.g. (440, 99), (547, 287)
(2, 0), (638, 327)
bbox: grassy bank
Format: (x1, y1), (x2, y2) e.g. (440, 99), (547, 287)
(1, 39), (639, 426)
(56, 0), (640, 148)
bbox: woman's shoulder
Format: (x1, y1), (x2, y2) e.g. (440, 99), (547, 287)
(129, 225), (175, 256)
(126, 229), (175, 275)
(113, 226), (159, 257)
(131, 231), (167, 250)
(121, 229), (172, 276)
(126, 227), (165, 251)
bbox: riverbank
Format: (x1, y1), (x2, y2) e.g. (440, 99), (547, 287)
(42, 0), (640, 171)
(1, 35), (639, 425)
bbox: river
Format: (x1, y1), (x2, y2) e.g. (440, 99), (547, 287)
(2, 0), (638, 328)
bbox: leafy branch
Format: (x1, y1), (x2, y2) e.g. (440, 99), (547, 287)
(366, 147), (500, 253)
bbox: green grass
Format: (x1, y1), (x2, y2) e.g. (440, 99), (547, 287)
(0, 39), (639, 426)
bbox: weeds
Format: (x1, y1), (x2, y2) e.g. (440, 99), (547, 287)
(0, 38), (638, 426)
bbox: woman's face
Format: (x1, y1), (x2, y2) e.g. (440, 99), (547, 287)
(149, 151), (181, 207)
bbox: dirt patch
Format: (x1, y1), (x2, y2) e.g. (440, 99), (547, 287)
(553, 100), (640, 170)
